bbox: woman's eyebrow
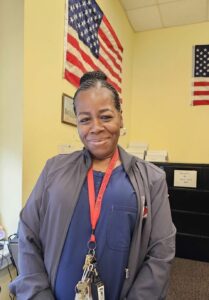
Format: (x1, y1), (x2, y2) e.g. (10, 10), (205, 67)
(78, 108), (113, 116)
(77, 111), (91, 116)
(99, 108), (114, 113)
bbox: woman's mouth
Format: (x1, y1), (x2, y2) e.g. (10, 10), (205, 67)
(88, 138), (109, 145)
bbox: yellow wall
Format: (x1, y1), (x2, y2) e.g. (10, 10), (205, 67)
(23, 0), (134, 202)
(131, 23), (209, 163)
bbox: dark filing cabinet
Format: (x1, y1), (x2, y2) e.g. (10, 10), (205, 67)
(154, 162), (209, 262)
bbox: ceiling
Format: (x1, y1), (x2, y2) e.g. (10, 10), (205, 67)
(119, 0), (209, 32)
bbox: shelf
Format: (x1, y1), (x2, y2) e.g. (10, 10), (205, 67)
(172, 209), (209, 217)
(153, 162), (209, 262)
(176, 233), (209, 262)
(169, 187), (209, 192)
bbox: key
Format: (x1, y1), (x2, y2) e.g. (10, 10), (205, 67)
(82, 264), (94, 283)
(83, 253), (96, 270)
(83, 254), (94, 270)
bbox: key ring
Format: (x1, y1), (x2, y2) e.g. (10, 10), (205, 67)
(87, 240), (96, 252)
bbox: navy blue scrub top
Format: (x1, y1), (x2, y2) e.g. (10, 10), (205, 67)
(54, 165), (138, 300)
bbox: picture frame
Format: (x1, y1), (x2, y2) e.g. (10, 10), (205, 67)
(61, 93), (77, 126)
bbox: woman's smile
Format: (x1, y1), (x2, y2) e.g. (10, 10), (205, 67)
(87, 137), (110, 145)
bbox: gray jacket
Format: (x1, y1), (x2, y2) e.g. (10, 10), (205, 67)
(10, 146), (176, 299)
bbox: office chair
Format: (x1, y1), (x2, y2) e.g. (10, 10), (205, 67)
(7, 234), (19, 274)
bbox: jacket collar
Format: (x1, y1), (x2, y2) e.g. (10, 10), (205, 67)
(118, 145), (137, 173)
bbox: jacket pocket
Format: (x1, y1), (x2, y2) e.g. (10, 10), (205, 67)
(106, 205), (137, 252)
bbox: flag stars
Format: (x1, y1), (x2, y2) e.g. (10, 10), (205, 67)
(69, 0), (103, 59)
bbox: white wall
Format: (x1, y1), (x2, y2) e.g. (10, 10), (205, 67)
(0, 0), (23, 235)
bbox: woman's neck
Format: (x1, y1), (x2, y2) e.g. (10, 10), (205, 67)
(92, 157), (121, 172)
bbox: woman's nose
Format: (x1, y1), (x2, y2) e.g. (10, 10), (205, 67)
(90, 119), (104, 133)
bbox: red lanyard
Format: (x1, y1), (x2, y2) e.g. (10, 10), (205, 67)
(87, 148), (119, 245)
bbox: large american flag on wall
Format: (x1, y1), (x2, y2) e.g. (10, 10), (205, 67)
(192, 45), (209, 106)
(63, 0), (123, 94)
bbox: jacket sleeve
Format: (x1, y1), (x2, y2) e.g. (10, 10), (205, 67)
(127, 172), (176, 300)
(9, 162), (55, 300)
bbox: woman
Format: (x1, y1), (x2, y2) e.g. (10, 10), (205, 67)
(10, 71), (176, 300)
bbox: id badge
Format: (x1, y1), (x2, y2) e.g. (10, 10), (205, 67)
(97, 285), (105, 300)
(91, 276), (105, 300)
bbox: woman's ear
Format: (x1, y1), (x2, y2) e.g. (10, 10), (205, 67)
(120, 113), (124, 128)
(119, 114), (126, 136)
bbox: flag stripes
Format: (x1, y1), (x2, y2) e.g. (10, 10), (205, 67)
(64, 0), (123, 94)
(192, 45), (209, 106)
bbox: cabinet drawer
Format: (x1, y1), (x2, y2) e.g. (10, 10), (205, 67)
(169, 189), (209, 213)
(172, 210), (209, 236)
(176, 233), (209, 262)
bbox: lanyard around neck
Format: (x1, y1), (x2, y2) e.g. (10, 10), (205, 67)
(87, 148), (119, 245)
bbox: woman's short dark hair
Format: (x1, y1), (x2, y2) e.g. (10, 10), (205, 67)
(73, 70), (121, 114)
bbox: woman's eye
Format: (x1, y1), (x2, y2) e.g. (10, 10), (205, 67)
(78, 117), (90, 124)
(100, 115), (113, 121)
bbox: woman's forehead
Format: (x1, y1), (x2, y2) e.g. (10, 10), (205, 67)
(76, 86), (114, 103)
(77, 85), (112, 97)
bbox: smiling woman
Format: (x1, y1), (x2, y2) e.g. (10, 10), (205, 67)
(73, 71), (123, 168)
(75, 87), (122, 164)
(10, 71), (176, 300)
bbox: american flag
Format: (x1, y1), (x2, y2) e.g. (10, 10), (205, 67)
(192, 45), (209, 106)
(63, 0), (123, 94)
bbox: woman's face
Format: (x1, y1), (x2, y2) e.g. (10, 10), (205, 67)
(75, 86), (123, 160)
